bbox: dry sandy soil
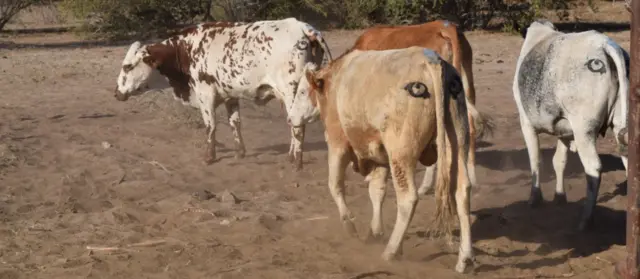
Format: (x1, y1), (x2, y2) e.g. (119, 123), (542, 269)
(0, 2), (635, 279)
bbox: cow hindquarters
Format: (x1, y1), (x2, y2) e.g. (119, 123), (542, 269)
(288, 125), (305, 171)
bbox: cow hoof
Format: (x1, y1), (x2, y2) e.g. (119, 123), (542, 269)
(417, 185), (434, 196)
(343, 220), (358, 238)
(235, 151), (246, 160)
(382, 252), (397, 262)
(291, 157), (303, 171)
(553, 193), (568, 205)
(204, 157), (216, 165)
(365, 230), (384, 244)
(382, 247), (402, 261)
(455, 257), (476, 274)
(528, 188), (543, 207)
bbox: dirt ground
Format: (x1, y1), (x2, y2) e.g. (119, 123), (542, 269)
(0, 2), (635, 279)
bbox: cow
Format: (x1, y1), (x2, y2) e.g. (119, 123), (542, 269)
(303, 46), (475, 273)
(513, 20), (629, 231)
(114, 18), (332, 170)
(288, 20), (493, 196)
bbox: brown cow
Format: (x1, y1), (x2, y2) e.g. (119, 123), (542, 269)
(290, 20), (492, 195)
(304, 46), (475, 273)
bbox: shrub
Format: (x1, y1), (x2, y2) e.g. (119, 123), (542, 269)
(59, 0), (331, 40)
(59, 0), (587, 39)
(0, 0), (39, 30)
(58, 0), (212, 40)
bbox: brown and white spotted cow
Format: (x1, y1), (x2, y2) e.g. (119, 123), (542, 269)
(114, 18), (332, 169)
(290, 19), (492, 194)
(304, 46), (475, 273)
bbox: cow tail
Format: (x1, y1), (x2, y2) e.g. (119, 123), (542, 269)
(431, 58), (457, 237)
(603, 40), (629, 148)
(441, 23), (494, 140)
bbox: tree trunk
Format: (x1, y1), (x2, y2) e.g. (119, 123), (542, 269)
(203, 0), (213, 21)
(0, 18), (10, 31)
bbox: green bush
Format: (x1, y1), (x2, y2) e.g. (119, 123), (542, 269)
(324, 0), (542, 31)
(0, 0), (40, 30)
(59, 0), (583, 39)
(59, 0), (330, 39)
(59, 0), (211, 39)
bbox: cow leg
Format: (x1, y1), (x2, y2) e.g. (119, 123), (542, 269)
(288, 125), (305, 171)
(327, 145), (357, 237)
(467, 113), (478, 187)
(455, 153), (474, 273)
(366, 165), (389, 243)
(552, 139), (570, 205)
(417, 164), (436, 195)
(383, 158), (418, 261)
(572, 131), (602, 231)
(520, 117), (542, 207)
(201, 99), (219, 165)
(224, 99), (246, 159)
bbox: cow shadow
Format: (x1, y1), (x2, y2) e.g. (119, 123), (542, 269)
(476, 147), (626, 182)
(254, 140), (328, 154)
(470, 200), (626, 273)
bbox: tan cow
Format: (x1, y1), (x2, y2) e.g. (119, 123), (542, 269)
(290, 20), (492, 195)
(304, 46), (475, 273)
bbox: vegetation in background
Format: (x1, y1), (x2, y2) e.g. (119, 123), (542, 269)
(0, 0), (40, 30)
(54, 0), (607, 40)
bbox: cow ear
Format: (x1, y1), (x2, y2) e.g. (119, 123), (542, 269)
(306, 69), (323, 93)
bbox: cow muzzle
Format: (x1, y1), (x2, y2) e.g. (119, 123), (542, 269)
(114, 87), (129, 102)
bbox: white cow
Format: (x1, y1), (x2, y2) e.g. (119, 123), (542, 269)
(114, 18), (332, 169)
(513, 20), (629, 231)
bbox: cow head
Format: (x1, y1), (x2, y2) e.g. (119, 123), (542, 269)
(288, 62), (323, 127)
(114, 41), (168, 101)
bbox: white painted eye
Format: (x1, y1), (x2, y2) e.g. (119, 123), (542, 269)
(404, 82), (429, 98)
(586, 58), (606, 73)
(296, 40), (309, 50)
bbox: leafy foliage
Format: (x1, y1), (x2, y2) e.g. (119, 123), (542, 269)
(0, 0), (39, 30)
(57, 0), (586, 39)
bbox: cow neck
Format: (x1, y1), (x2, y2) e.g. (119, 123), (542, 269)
(146, 37), (193, 102)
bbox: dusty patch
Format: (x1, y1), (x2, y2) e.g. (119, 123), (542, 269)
(0, 2), (634, 278)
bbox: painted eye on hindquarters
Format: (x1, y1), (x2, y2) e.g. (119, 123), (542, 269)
(404, 82), (429, 98)
(449, 78), (462, 97)
(296, 40), (309, 50)
(586, 58), (606, 74)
